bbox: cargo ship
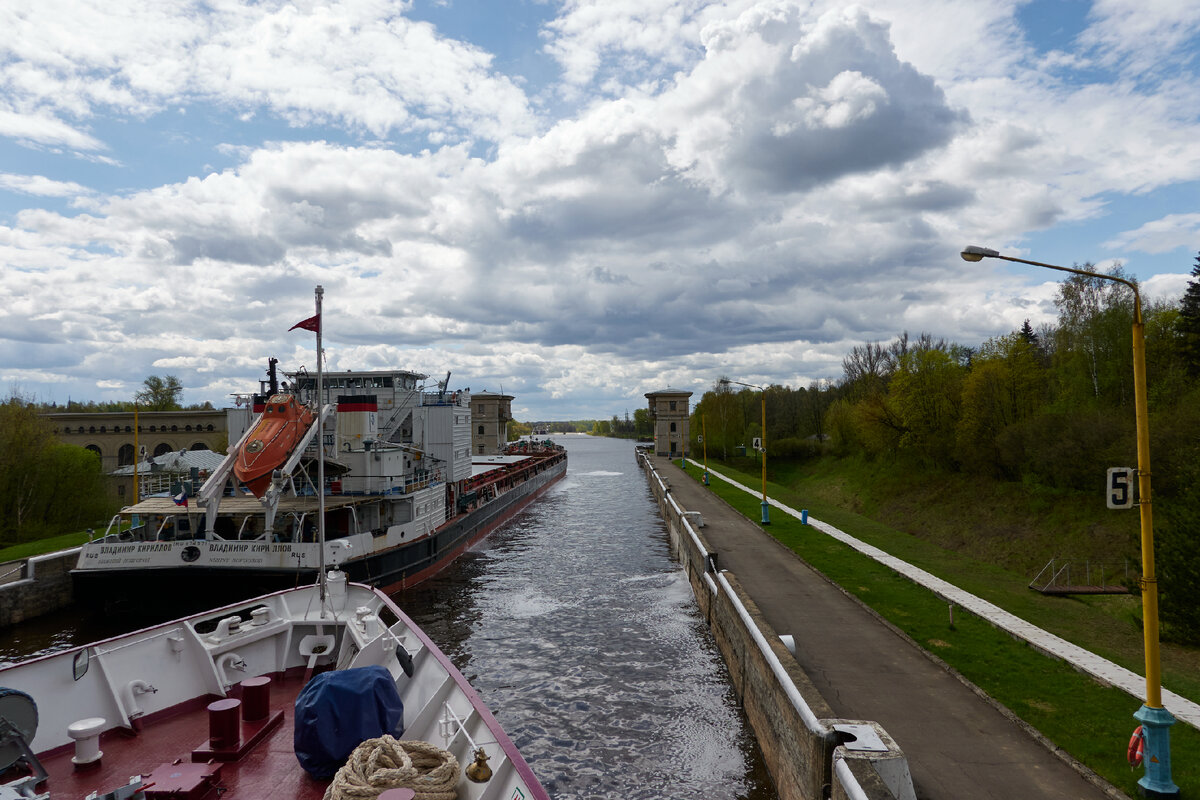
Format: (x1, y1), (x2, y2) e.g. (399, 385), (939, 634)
(73, 356), (566, 609)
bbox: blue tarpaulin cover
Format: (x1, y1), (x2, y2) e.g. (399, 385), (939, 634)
(293, 665), (405, 778)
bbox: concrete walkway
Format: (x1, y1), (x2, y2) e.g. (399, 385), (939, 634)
(695, 458), (1200, 732)
(649, 455), (1117, 800)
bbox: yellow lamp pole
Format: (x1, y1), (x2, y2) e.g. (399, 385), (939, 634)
(961, 246), (1177, 797)
(133, 401), (140, 505)
(760, 388), (768, 524)
(720, 378), (770, 525)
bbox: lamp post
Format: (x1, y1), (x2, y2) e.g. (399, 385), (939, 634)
(133, 401), (140, 505)
(961, 245), (1178, 798)
(719, 378), (770, 525)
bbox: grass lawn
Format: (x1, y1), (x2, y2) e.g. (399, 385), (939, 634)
(0, 531), (92, 564)
(687, 459), (1199, 799)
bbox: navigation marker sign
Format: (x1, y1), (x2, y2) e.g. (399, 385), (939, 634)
(1107, 467), (1136, 509)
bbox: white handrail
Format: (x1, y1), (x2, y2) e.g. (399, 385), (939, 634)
(716, 570), (826, 735)
(834, 756), (872, 800)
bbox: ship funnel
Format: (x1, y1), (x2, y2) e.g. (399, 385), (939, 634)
(337, 395), (378, 450)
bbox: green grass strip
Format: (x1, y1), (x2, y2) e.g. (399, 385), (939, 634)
(684, 462), (1198, 798)
(0, 531), (92, 564)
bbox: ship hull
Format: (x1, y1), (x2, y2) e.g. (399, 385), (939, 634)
(73, 455), (566, 612)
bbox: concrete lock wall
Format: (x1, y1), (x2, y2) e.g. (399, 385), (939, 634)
(640, 454), (908, 800)
(0, 550), (79, 627)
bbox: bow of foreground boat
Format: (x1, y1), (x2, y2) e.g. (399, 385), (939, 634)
(0, 575), (549, 800)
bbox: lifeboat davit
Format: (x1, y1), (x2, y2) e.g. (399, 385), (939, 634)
(233, 393), (316, 497)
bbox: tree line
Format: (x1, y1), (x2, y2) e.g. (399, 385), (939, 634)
(688, 255), (1200, 642)
(0, 375), (203, 546)
(32, 375), (213, 413)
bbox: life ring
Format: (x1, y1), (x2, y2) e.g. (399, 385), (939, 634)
(1127, 725), (1145, 767)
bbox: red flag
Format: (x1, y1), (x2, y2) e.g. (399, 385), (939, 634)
(290, 313), (320, 332)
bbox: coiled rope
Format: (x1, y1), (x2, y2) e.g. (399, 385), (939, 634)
(323, 735), (460, 800)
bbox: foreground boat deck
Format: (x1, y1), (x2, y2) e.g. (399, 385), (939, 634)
(31, 672), (331, 800)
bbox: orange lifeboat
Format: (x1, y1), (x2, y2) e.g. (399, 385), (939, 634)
(233, 394), (316, 497)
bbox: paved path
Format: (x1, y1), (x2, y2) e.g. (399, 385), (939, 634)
(648, 455), (1115, 800)
(695, 458), (1200, 732)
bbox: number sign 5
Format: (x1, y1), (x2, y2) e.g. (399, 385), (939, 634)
(1107, 467), (1136, 509)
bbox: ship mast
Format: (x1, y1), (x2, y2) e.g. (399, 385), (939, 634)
(314, 285), (327, 608)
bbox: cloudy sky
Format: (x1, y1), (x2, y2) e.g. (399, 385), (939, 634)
(2, 0), (1199, 420)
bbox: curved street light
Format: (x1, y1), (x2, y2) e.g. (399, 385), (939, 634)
(961, 245), (1178, 798)
(719, 378), (770, 525)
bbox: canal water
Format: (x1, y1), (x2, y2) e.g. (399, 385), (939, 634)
(0, 434), (776, 799)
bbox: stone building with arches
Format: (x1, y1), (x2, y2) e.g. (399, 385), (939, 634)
(45, 409), (228, 473)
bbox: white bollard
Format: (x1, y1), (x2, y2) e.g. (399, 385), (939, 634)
(67, 717), (106, 766)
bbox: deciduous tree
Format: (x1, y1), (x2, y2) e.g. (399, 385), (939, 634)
(889, 346), (964, 465)
(1052, 265), (1136, 408)
(136, 375), (184, 411)
(0, 398), (111, 543)
(956, 333), (1048, 474)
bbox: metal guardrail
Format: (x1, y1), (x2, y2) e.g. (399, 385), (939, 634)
(716, 570), (827, 735)
(0, 561), (26, 585)
(1028, 558), (1132, 595)
(835, 758), (873, 800)
(640, 452), (828, 736)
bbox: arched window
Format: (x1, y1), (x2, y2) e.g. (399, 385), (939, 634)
(78, 426), (84, 433)
(85, 444), (102, 459)
(153, 443), (173, 457)
(118, 443), (135, 466)
(670, 422), (677, 432)
(171, 425), (178, 432)
(149, 425), (157, 432)
(99, 426), (106, 433)
(125, 425), (132, 433)
(190, 442), (207, 451)
(478, 425), (485, 435)
(206, 424), (214, 431)
(185, 425), (192, 432)
(89, 426), (96, 433)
